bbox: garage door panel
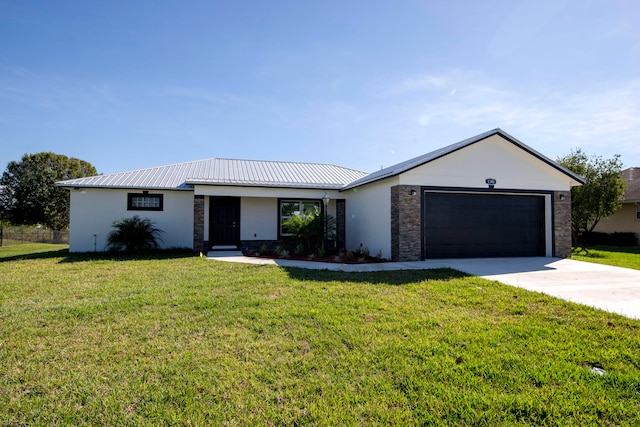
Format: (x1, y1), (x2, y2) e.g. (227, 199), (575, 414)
(424, 192), (544, 258)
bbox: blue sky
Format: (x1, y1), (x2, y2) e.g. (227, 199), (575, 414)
(1, 0), (638, 175)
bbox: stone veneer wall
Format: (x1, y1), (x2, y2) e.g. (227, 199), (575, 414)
(241, 240), (284, 254)
(391, 185), (422, 261)
(193, 195), (205, 252)
(335, 199), (346, 250)
(553, 190), (572, 258)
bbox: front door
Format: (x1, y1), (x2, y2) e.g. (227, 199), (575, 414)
(209, 197), (240, 248)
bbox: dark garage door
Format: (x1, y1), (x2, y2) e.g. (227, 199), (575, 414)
(423, 192), (545, 258)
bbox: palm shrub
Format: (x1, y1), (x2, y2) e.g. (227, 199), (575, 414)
(282, 209), (335, 255)
(106, 215), (164, 252)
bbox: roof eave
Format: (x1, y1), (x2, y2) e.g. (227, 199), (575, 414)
(56, 183), (194, 191)
(187, 180), (345, 190)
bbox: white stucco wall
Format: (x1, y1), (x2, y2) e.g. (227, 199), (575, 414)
(400, 134), (577, 191)
(344, 178), (397, 259)
(68, 188), (193, 252)
(240, 197), (278, 240)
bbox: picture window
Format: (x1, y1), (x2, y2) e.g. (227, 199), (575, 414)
(279, 199), (321, 236)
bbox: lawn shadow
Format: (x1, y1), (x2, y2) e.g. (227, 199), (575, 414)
(591, 245), (640, 255)
(0, 248), (70, 263)
(282, 266), (471, 285)
(0, 247), (199, 263)
(572, 249), (606, 259)
(58, 249), (198, 263)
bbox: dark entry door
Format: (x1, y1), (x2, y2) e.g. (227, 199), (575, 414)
(423, 192), (545, 258)
(210, 197), (240, 248)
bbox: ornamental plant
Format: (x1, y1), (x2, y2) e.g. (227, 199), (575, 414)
(106, 215), (164, 252)
(282, 209), (335, 255)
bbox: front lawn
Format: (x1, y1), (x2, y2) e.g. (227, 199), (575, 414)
(571, 245), (640, 270)
(1, 244), (639, 425)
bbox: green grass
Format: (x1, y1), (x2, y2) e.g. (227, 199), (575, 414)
(1, 244), (640, 426)
(571, 245), (640, 270)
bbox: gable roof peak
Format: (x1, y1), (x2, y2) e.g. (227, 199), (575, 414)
(342, 128), (584, 190)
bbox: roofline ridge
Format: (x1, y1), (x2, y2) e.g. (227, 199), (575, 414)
(210, 156), (366, 171)
(89, 157), (218, 178)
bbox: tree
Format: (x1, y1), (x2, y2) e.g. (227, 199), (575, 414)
(106, 216), (164, 252)
(556, 148), (626, 248)
(0, 152), (97, 230)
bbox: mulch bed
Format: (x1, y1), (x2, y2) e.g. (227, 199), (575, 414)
(243, 252), (386, 264)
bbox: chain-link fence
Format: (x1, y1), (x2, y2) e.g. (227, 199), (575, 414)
(0, 225), (69, 246)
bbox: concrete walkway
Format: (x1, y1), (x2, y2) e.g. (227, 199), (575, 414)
(207, 252), (640, 320)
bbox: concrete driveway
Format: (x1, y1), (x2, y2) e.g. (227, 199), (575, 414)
(439, 257), (640, 320)
(208, 253), (640, 320)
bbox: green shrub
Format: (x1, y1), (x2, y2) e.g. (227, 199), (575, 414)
(281, 209), (335, 255)
(317, 244), (326, 258)
(583, 231), (638, 246)
(275, 246), (289, 259)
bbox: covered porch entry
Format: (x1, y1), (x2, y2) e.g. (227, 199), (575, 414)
(192, 189), (346, 254)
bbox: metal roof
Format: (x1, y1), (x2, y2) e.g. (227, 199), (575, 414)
(57, 158), (369, 190)
(57, 129), (585, 192)
(342, 128), (585, 190)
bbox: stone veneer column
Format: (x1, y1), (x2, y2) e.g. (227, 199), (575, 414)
(335, 199), (346, 250)
(193, 195), (205, 253)
(553, 191), (572, 258)
(391, 185), (422, 261)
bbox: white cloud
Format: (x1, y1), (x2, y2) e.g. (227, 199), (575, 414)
(376, 72), (640, 165)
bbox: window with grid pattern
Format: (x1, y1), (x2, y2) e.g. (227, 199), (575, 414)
(127, 193), (163, 211)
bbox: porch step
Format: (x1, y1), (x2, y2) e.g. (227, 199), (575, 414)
(210, 245), (239, 251)
(206, 251), (244, 258)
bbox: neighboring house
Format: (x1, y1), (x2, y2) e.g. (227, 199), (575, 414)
(57, 129), (584, 261)
(593, 167), (640, 242)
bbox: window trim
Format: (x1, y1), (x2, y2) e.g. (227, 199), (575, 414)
(278, 198), (323, 238)
(127, 192), (164, 211)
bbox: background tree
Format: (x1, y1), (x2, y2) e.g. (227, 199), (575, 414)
(0, 152), (97, 230)
(556, 148), (626, 248)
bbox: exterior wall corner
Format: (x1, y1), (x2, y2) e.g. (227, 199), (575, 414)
(335, 199), (346, 250)
(553, 191), (572, 258)
(193, 195), (205, 252)
(391, 185), (421, 261)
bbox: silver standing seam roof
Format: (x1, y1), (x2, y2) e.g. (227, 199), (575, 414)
(56, 158), (369, 190)
(56, 129), (585, 191)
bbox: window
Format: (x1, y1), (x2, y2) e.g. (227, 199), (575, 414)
(279, 199), (321, 236)
(636, 203), (640, 220)
(127, 193), (163, 211)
